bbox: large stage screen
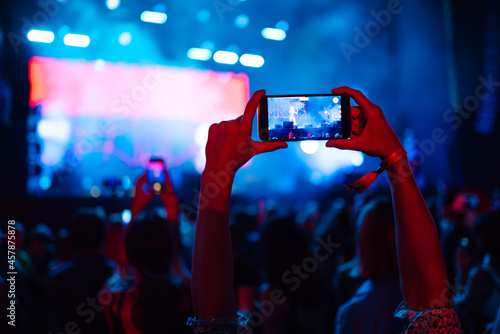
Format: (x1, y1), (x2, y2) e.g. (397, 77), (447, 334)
(27, 57), (249, 197)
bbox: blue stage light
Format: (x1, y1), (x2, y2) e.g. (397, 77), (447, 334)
(187, 48), (212, 61)
(90, 186), (101, 198)
(201, 41), (214, 51)
(63, 34), (90, 47)
(261, 27), (286, 41)
(276, 20), (289, 32)
(239, 54), (264, 68)
(234, 14), (249, 28)
(140, 11), (167, 24)
(121, 175), (132, 190)
(213, 51), (239, 65)
(300, 141), (319, 154)
(197, 9), (210, 23)
(350, 152), (364, 166)
(37, 118), (71, 142)
(81, 176), (93, 190)
(106, 0), (120, 10)
(27, 30), (55, 43)
(118, 31), (132, 46)
(121, 210), (132, 224)
(39, 176), (52, 191)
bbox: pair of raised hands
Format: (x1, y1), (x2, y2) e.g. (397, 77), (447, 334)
(204, 86), (403, 178)
(130, 168), (179, 223)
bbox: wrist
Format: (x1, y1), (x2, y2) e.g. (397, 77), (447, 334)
(160, 192), (179, 205)
(201, 165), (235, 189)
(344, 147), (407, 193)
(386, 155), (409, 172)
(386, 156), (415, 188)
(378, 136), (404, 160)
(204, 157), (240, 178)
(199, 168), (235, 212)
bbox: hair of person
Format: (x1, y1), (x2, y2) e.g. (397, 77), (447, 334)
(356, 198), (399, 281)
(68, 207), (107, 251)
(125, 211), (174, 275)
(124, 210), (189, 333)
(29, 223), (54, 243)
(259, 216), (326, 307)
(473, 210), (500, 262)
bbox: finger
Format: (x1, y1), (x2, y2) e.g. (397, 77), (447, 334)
(351, 106), (361, 120)
(207, 123), (218, 141)
(252, 141), (287, 155)
(352, 127), (362, 136)
(241, 89), (266, 133)
(326, 138), (361, 151)
(224, 116), (243, 130)
(136, 172), (148, 185)
(332, 87), (374, 112)
(352, 118), (365, 136)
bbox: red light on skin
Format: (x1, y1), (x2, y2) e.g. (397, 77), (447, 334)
(237, 286), (256, 313)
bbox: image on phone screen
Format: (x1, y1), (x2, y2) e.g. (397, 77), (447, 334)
(147, 158), (166, 186)
(259, 94), (350, 141)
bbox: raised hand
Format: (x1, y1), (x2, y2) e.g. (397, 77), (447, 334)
(326, 86), (402, 159)
(130, 172), (155, 221)
(204, 89), (287, 177)
(192, 90), (287, 321)
(158, 165), (180, 225)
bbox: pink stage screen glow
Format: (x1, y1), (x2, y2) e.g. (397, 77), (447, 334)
(28, 56), (249, 197)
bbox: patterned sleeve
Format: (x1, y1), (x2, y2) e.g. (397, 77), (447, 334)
(394, 299), (463, 333)
(186, 315), (249, 334)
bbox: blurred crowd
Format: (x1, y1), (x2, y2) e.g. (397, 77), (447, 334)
(1, 180), (499, 334)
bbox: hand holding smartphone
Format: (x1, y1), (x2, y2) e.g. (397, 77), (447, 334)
(258, 94), (351, 142)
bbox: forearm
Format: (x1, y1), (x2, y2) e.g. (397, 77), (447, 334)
(164, 201), (179, 224)
(191, 170), (237, 319)
(387, 157), (448, 310)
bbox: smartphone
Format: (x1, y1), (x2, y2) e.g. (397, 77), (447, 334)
(258, 94), (351, 142)
(147, 157), (166, 192)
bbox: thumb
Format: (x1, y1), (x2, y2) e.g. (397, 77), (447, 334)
(253, 141), (288, 155)
(326, 139), (359, 151)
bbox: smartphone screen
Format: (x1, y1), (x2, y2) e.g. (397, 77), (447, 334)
(258, 94), (351, 142)
(147, 157), (166, 188)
